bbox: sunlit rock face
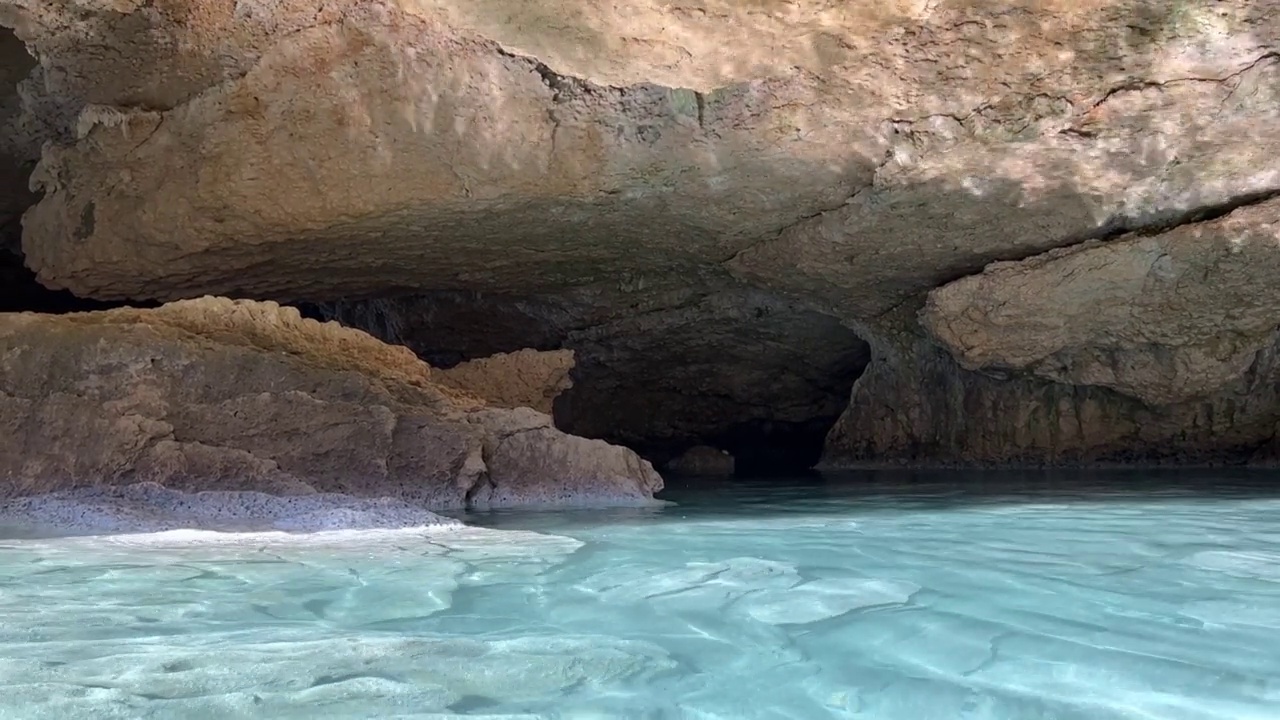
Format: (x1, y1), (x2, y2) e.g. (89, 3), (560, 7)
(2, 0), (1279, 466)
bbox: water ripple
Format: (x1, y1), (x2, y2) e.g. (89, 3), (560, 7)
(2, 475), (1280, 717)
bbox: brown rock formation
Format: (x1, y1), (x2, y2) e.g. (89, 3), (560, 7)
(922, 199), (1280, 407)
(1, 0), (1279, 468)
(826, 200), (1280, 465)
(0, 297), (663, 506)
(435, 348), (575, 415)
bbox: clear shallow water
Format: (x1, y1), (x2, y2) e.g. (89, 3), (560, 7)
(3, 472), (1280, 719)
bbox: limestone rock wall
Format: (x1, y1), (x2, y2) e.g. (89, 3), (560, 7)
(1, 0), (1279, 468)
(826, 200), (1280, 466)
(0, 297), (663, 506)
(922, 198), (1280, 407)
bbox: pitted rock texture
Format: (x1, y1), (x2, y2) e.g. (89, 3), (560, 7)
(921, 197), (1280, 407)
(6, 0), (1279, 306)
(435, 348), (575, 415)
(0, 297), (663, 507)
(2, 0), (1280, 466)
(825, 201), (1280, 466)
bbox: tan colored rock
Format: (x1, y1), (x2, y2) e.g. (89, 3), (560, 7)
(0, 297), (663, 506)
(3, 0), (1280, 467)
(5, 0), (1277, 310)
(436, 348), (575, 415)
(921, 198), (1280, 406)
(823, 199), (1280, 466)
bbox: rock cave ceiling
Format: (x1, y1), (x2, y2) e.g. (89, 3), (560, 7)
(2, 0), (1280, 467)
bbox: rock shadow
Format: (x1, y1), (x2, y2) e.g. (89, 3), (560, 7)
(318, 280), (872, 473)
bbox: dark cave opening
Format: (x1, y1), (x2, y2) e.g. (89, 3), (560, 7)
(684, 416), (854, 478)
(1, 26), (37, 303)
(0, 249), (151, 313)
(314, 291), (872, 477)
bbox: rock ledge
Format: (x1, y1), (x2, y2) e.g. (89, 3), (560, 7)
(0, 297), (663, 508)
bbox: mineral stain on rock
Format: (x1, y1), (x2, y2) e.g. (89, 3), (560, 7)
(76, 202), (94, 241)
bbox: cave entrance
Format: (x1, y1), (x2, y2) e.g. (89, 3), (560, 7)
(0, 250), (148, 314)
(315, 289), (871, 478)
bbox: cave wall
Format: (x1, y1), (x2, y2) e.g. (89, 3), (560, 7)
(320, 277), (870, 470)
(1, 26), (151, 313)
(2, 0), (1279, 469)
(825, 197), (1280, 467)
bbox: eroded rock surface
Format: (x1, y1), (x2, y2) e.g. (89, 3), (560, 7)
(0, 297), (663, 506)
(5, 0), (1276, 303)
(825, 201), (1280, 465)
(435, 348), (575, 414)
(2, 0), (1279, 466)
(922, 198), (1280, 407)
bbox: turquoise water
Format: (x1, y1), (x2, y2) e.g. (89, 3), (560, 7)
(3, 473), (1280, 718)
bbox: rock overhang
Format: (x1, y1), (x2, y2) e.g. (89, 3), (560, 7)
(1, 0), (1278, 468)
(8, 0), (1279, 306)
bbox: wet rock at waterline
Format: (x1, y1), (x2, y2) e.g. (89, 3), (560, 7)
(1, 0), (1279, 468)
(0, 298), (663, 507)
